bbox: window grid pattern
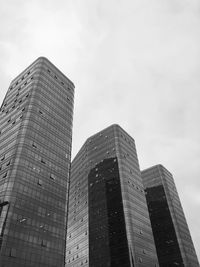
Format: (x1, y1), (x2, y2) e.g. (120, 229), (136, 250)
(142, 165), (200, 267)
(67, 125), (159, 267)
(0, 57), (74, 267)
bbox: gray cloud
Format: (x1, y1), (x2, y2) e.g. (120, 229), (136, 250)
(0, 0), (200, 260)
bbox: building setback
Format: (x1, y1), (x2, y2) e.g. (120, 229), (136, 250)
(66, 124), (159, 267)
(141, 165), (199, 267)
(0, 57), (74, 267)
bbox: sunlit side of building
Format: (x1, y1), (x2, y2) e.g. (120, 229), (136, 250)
(66, 124), (158, 267)
(0, 57), (74, 267)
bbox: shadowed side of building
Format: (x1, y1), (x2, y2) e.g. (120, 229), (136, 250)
(141, 165), (199, 267)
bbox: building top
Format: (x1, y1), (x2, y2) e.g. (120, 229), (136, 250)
(141, 164), (175, 190)
(72, 124), (136, 163)
(86, 123), (135, 145)
(11, 56), (75, 89)
(142, 164), (173, 177)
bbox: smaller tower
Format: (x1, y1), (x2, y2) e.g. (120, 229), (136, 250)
(66, 124), (158, 267)
(141, 164), (199, 267)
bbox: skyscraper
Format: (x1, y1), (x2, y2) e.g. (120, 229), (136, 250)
(0, 57), (74, 267)
(66, 124), (159, 267)
(141, 164), (199, 267)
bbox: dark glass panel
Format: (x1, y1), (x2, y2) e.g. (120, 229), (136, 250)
(145, 185), (184, 267)
(89, 157), (131, 267)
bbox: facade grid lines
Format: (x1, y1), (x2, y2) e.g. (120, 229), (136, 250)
(66, 124), (159, 267)
(0, 57), (74, 267)
(141, 164), (199, 267)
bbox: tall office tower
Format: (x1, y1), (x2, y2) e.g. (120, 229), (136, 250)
(66, 124), (159, 267)
(141, 165), (199, 267)
(0, 57), (74, 267)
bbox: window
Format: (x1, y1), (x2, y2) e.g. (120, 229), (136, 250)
(138, 257), (142, 263)
(38, 179), (43, 186)
(2, 171), (7, 178)
(6, 161), (11, 166)
(32, 142), (37, 149)
(50, 174), (56, 180)
(10, 248), (17, 257)
(1, 155), (5, 161)
(19, 218), (27, 223)
(41, 240), (47, 247)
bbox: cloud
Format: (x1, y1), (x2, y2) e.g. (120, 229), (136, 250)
(0, 0), (200, 261)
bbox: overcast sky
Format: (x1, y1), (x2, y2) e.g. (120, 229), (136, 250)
(1, 0), (200, 260)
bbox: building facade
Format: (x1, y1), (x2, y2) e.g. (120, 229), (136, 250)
(0, 57), (74, 267)
(141, 165), (199, 267)
(66, 124), (159, 267)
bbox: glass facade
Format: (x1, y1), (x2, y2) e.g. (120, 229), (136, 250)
(66, 124), (158, 267)
(142, 165), (199, 267)
(88, 157), (130, 267)
(0, 57), (74, 267)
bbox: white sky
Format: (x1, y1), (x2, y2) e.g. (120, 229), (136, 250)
(0, 0), (200, 260)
